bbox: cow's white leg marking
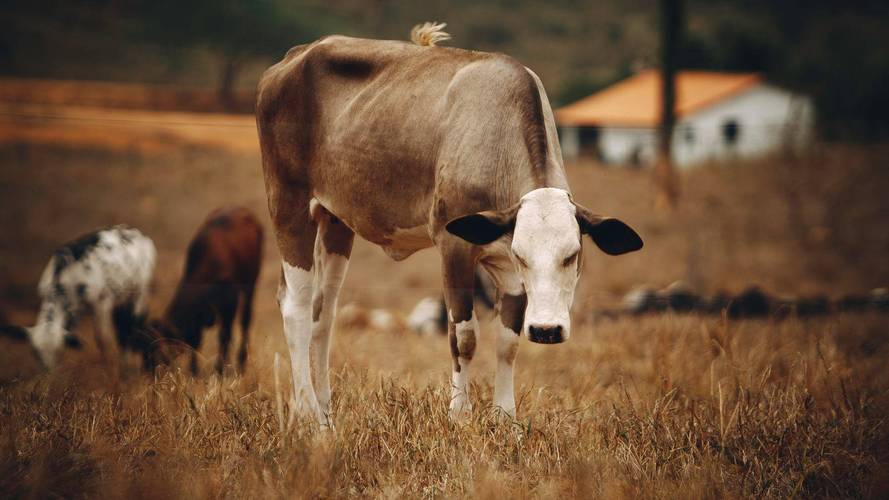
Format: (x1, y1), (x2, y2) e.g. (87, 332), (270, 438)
(280, 262), (323, 423)
(480, 255), (525, 419)
(449, 312), (477, 420)
(310, 246), (350, 425)
(494, 322), (519, 417)
(133, 283), (150, 319)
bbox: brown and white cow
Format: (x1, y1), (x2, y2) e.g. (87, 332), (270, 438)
(256, 23), (642, 425)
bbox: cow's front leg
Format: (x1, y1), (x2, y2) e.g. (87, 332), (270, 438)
(440, 240), (478, 421)
(93, 298), (121, 381)
(494, 292), (525, 418)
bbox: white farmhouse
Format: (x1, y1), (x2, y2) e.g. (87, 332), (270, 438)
(555, 70), (814, 168)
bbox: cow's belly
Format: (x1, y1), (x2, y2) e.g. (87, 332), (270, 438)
(378, 225), (434, 261)
(313, 193), (434, 261)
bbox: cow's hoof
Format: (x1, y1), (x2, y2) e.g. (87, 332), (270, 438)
(492, 405), (516, 422)
(319, 415), (336, 433)
(448, 404), (472, 423)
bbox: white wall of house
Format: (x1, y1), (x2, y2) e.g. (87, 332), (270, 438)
(559, 84), (815, 168)
(671, 84), (814, 167)
(598, 127), (657, 166)
(559, 126), (581, 159)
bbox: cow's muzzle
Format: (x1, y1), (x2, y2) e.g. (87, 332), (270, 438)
(528, 324), (565, 344)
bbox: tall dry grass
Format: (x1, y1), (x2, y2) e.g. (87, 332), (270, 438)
(1, 313), (886, 498)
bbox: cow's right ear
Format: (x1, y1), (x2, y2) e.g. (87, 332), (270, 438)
(0, 325), (30, 343)
(446, 205), (519, 246)
(574, 203), (643, 255)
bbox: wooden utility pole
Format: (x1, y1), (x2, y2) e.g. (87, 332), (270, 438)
(655, 0), (681, 211)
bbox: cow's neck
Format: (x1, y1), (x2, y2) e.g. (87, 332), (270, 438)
(495, 163), (570, 209)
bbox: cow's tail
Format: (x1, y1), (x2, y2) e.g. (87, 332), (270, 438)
(410, 22), (451, 47)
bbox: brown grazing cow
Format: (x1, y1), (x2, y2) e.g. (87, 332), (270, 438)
(159, 207), (263, 374)
(256, 23), (642, 426)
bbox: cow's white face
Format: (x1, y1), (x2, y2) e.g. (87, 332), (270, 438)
(511, 189), (583, 342)
(26, 300), (82, 368)
(29, 301), (67, 367)
(446, 187), (643, 344)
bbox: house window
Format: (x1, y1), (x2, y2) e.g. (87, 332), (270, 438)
(722, 119), (740, 146)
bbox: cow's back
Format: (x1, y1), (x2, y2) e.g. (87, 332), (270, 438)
(185, 208), (262, 286)
(40, 226), (155, 305)
(256, 35), (546, 245)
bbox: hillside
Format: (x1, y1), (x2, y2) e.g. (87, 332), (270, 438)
(2, 1), (889, 136)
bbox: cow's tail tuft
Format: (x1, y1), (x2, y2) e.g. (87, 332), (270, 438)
(410, 22), (451, 47)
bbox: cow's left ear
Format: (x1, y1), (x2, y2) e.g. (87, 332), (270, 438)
(446, 205), (519, 246)
(574, 203), (643, 255)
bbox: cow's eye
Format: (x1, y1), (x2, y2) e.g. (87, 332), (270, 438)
(562, 251), (579, 267)
(514, 254), (528, 268)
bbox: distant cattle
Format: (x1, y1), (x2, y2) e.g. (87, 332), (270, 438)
(407, 270), (496, 337)
(702, 291), (731, 315)
(407, 297), (448, 337)
(0, 226), (157, 371)
(619, 283), (889, 319)
(836, 293), (870, 312)
(153, 207), (262, 375)
(621, 281), (698, 315)
(794, 294), (830, 317)
(661, 281), (700, 312)
(256, 24), (642, 425)
(726, 286), (771, 318)
(621, 285), (661, 315)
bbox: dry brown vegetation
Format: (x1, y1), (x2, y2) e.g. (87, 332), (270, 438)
(1, 108), (888, 497)
(0, 78), (256, 114)
(2, 314), (887, 498)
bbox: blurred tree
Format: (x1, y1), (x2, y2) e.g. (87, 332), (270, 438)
(134, 0), (318, 109)
(656, 0), (681, 211)
(684, 0), (889, 140)
(2, 0), (889, 138)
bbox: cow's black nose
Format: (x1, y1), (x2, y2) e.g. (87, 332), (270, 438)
(528, 325), (564, 344)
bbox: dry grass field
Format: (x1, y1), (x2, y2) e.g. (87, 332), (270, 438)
(1, 102), (888, 497)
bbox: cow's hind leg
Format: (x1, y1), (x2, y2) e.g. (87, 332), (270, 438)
(215, 288), (238, 375)
(127, 281), (154, 372)
(236, 283), (256, 372)
(439, 238), (479, 421)
(93, 297), (121, 380)
(111, 302), (138, 373)
(271, 187), (324, 423)
(309, 203), (354, 425)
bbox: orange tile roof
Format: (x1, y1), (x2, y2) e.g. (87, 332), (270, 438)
(555, 70), (762, 127)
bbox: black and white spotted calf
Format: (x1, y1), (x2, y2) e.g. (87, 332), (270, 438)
(0, 226), (157, 370)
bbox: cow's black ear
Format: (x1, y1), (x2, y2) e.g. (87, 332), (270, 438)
(63, 333), (83, 349)
(575, 203), (643, 255)
(446, 205), (518, 246)
(0, 325), (29, 342)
